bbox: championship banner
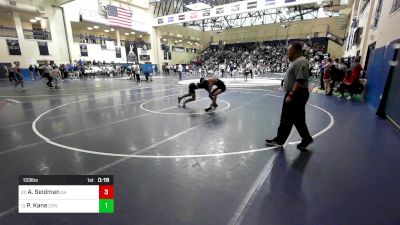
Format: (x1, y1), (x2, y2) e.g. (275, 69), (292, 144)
(6, 39), (21, 55)
(38, 41), (49, 56)
(105, 40), (115, 50)
(174, 46), (185, 53)
(154, 0), (328, 26)
(80, 44), (88, 56)
(125, 41), (138, 63)
(139, 55), (150, 61)
(115, 47), (121, 58)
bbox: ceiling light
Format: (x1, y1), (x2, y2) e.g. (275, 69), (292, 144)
(35, 17), (42, 21)
(93, 26), (99, 29)
(174, 40), (178, 43)
(178, 40), (182, 42)
(125, 32), (129, 35)
(131, 31), (135, 34)
(87, 27), (93, 30)
(139, 35), (142, 37)
(163, 38), (167, 41)
(30, 19), (37, 23)
(110, 28), (115, 31)
(104, 29), (109, 32)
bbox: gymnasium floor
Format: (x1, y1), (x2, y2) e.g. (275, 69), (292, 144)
(0, 77), (399, 225)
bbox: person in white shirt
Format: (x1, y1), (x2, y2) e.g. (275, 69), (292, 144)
(178, 64), (183, 80)
(219, 63), (226, 77)
(40, 61), (53, 87)
(134, 64), (140, 83)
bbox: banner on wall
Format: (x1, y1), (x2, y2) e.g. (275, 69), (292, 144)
(6, 39), (21, 55)
(80, 44), (88, 56)
(154, 0), (325, 26)
(38, 41), (49, 56)
(174, 46), (185, 53)
(125, 41), (138, 63)
(139, 55), (150, 61)
(247, 1), (257, 9)
(105, 40), (115, 50)
(115, 47), (121, 58)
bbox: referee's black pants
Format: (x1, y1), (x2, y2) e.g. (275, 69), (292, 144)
(275, 89), (312, 144)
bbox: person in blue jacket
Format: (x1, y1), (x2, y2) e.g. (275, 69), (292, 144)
(142, 63), (153, 82)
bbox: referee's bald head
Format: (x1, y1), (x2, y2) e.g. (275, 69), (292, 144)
(288, 41), (304, 61)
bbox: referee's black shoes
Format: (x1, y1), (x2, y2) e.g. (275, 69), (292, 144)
(297, 138), (314, 152)
(265, 139), (283, 147)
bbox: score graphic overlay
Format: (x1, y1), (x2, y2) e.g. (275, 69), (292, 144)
(18, 175), (114, 213)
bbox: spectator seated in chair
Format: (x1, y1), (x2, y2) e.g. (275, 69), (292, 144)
(338, 57), (363, 100)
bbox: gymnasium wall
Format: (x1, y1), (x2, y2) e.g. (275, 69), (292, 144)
(62, 0), (156, 65)
(210, 17), (346, 45)
(327, 40), (344, 59)
(170, 52), (198, 64)
(344, 0), (400, 63)
(0, 4), (70, 69)
(69, 43), (127, 64)
(364, 41), (398, 109)
(370, 2), (400, 48)
(155, 25), (203, 65)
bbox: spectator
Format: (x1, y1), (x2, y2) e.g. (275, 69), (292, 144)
(323, 58), (333, 94)
(34, 65), (40, 79)
(134, 63), (140, 83)
(327, 58), (348, 96)
(178, 64), (183, 80)
(29, 64), (34, 80)
(0, 64), (7, 80)
(14, 62), (24, 89)
(338, 57), (363, 99)
(8, 65), (15, 83)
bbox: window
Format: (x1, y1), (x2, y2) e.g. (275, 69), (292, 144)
(360, 0), (371, 14)
(371, 0), (383, 29)
(391, 0), (400, 13)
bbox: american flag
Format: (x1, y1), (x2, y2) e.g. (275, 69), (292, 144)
(107, 5), (132, 29)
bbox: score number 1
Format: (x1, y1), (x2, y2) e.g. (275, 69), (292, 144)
(99, 185), (114, 213)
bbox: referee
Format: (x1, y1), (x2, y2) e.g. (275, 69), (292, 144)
(266, 42), (313, 151)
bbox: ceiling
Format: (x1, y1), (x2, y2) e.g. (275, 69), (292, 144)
(70, 21), (149, 40)
(15, 0), (74, 6)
